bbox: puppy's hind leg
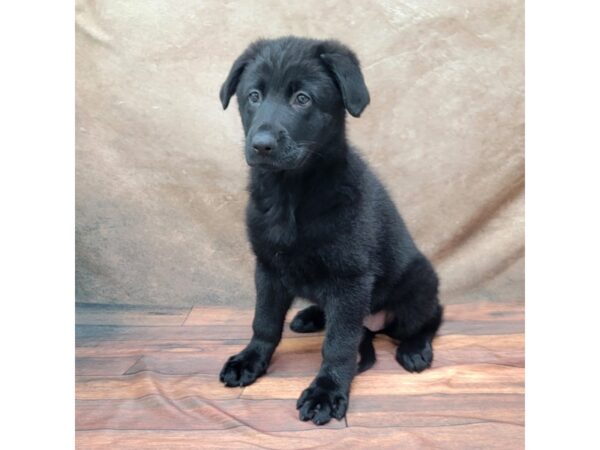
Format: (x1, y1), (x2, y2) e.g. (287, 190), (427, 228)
(384, 256), (444, 373)
(290, 305), (325, 333)
(395, 304), (443, 372)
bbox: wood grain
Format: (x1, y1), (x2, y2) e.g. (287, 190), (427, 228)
(76, 334), (523, 376)
(76, 303), (191, 326)
(77, 422), (523, 450)
(241, 364), (523, 399)
(76, 356), (142, 376)
(76, 322), (318, 342)
(76, 373), (240, 401)
(346, 393), (524, 428)
(77, 397), (345, 431)
(76, 301), (524, 449)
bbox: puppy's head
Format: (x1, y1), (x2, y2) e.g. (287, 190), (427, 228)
(219, 37), (370, 171)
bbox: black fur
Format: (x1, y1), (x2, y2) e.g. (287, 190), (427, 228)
(218, 36), (443, 425)
(358, 328), (377, 373)
(290, 304), (325, 333)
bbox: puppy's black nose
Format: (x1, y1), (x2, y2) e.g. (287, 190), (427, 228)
(252, 131), (277, 155)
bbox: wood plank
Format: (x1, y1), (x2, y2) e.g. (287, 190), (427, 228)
(76, 373), (240, 401)
(122, 349), (245, 376)
(76, 302), (524, 344)
(119, 336), (324, 376)
(438, 318), (524, 336)
(443, 302), (524, 322)
(75, 317), (521, 344)
(76, 339), (248, 357)
(75, 302), (524, 447)
(346, 393), (524, 428)
(76, 422), (523, 449)
(75, 336), (323, 358)
(76, 303), (523, 328)
(115, 334), (522, 376)
(182, 306), (307, 326)
(76, 332), (522, 377)
(241, 364), (524, 399)
(76, 324), (255, 342)
(76, 303), (190, 326)
(76, 356), (142, 376)
(76, 323), (321, 343)
(370, 334), (524, 371)
(77, 393), (523, 432)
(76, 397), (344, 431)
(183, 307), (256, 326)
(183, 303), (524, 329)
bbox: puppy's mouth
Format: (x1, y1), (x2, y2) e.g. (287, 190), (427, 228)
(245, 144), (312, 171)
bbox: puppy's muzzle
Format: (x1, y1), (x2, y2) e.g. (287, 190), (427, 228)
(251, 130), (277, 155)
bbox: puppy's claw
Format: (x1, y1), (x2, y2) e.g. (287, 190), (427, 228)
(296, 388), (310, 409)
(332, 396), (348, 420)
(312, 403), (332, 425)
(299, 400), (316, 421)
(296, 383), (348, 425)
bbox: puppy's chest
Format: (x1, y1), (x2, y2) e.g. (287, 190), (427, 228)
(250, 196), (298, 248)
(248, 196), (326, 274)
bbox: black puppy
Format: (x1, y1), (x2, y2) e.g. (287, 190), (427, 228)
(218, 36), (443, 425)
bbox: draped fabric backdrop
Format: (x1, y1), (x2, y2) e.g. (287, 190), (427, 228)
(76, 0), (524, 307)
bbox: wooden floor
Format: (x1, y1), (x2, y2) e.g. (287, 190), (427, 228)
(76, 301), (524, 449)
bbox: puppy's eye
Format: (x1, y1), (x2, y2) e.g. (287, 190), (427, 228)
(294, 92), (311, 106)
(248, 90), (261, 104)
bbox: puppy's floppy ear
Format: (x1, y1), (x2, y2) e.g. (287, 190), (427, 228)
(219, 39), (267, 109)
(320, 49), (370, 117)
(219, 40), (265, 110)
(219, 54), (247, 110)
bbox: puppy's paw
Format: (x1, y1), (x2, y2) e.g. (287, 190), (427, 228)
(296, 376), (348, 425)
(396, 338), (433, 373)
(290, 305), (325, 333)
(219, 349), (268, 387)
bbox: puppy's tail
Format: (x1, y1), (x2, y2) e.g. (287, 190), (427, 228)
(358, 327), (376, 373)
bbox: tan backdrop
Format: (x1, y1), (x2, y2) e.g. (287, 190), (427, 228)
(75, 0), (524, 307)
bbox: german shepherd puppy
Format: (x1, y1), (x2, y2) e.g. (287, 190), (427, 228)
(218, 36), (443, 425)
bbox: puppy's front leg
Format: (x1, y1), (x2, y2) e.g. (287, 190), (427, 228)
(220, 263), (293, 387)
(296, 279), (370, 425)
